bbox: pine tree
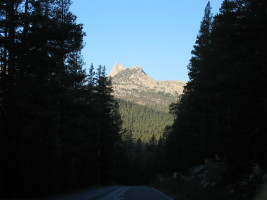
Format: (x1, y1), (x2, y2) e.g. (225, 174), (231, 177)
(166, 2), (214, 170)
(0, 0), (92, 197)
(164, 0), (267, 186)
(209, 0), (267, 179)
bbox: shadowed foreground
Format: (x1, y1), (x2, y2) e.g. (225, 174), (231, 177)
(50, 186), (174, 200)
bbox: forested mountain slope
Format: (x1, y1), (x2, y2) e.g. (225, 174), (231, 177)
(117, 99), (174, 141)
(109, 63), (185, 141)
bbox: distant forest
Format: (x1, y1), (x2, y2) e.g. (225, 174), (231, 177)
(0, 0), (266, 199)
(117, 98), (174, 141)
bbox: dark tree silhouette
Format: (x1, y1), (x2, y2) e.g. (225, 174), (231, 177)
(0, 1), (122, 198)
(164, 0), (267, 185)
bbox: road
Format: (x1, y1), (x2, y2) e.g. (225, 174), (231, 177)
(54, 186), (174, 200)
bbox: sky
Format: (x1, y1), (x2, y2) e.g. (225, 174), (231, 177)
(70, 0), (223, 81)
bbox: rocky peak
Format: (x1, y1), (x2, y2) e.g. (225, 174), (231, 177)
(129, 66), (147, 75)
(109, 62), (126, 77)
(109, 63), (186, 112)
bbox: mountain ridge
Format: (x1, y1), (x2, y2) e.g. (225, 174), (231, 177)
(109, 63), (186, 112)
(109, 62), (126, 77)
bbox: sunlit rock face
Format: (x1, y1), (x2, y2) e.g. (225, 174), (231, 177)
(109, 63), (186, 112)
(109, 62), (126, 77)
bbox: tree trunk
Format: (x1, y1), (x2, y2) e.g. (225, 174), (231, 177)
(97, 149), (101, 185)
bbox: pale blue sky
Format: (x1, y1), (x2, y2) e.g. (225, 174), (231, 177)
(70, 0), (223, 81)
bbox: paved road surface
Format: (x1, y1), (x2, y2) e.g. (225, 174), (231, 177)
(55, 186), (174, 200)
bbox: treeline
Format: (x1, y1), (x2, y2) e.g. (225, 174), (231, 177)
(117, 98), (174, 141)
(117, 130), (167, 185)
(0, 0), (121, 198)
(162, 0), (267, 184)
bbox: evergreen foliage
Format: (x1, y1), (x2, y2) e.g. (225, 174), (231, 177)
(164, 0), (267, 185)
(0, 1), (121, 198)
(116, 132), (165, 185)
(117, 98), (174, 142)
